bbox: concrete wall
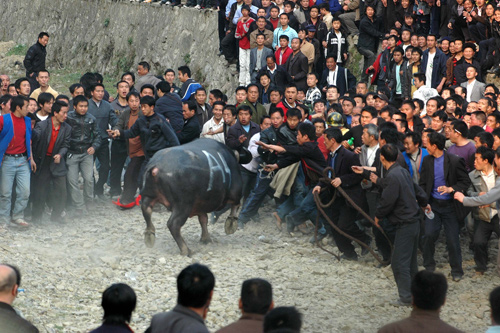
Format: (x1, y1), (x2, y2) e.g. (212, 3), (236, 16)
(0, 0), (238, 94)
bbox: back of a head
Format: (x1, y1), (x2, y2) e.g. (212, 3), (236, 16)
(380, 144), (399, 163)
(101, 283), (137, 325)
(177, 264), (215, 308)
(0, 264), (20, 295)
(490, 286), (500, 325)
(241, 278), (273, 315)
(411, 270), (447, 311)
(264, 306), (302, 333)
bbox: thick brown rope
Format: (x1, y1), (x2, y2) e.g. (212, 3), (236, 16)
(312, 167), (393, 265)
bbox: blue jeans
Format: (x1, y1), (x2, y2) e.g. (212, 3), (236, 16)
(423, 199), (463, 276)
(276, 166), (306, 219)
(0, 156), (31, 221)
(238, 169), (273, 224)
(287, 185), (326, 235)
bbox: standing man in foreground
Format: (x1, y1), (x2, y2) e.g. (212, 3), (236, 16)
(23, 32), (49, 91)
(366, 144), (429, 307)
(146, 264), (214, 333)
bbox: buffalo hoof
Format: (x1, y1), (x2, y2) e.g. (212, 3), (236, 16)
(200, 236), (213, 244)
(180, 248), (194, 257)
(225, 216), (238, 235)
(144, 230), (156, 248)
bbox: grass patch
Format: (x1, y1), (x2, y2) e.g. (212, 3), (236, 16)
(49, 68), (120, 95)
(6, 44), (28, 56)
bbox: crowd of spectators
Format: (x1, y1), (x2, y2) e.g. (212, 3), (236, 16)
(3, 262), (500, 332)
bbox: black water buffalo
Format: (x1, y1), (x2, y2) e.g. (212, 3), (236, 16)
(140, 138), (243, 255)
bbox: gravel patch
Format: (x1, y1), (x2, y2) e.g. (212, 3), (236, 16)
(0, 200), (497, 333)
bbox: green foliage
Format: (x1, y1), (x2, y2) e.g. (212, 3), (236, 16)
(6, 44), (28, 56)
(116, 55), (134, 73)
(183, 54), (191, 65)
(127, 37), (133, 45)
(103, 18), (110, 28)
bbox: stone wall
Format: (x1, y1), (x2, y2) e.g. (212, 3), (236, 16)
(0, 0), (238, 95)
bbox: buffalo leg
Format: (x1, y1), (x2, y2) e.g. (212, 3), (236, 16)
(167, 208), (192, 256)
(142, 196), (156, 248)
(225, 204), (240, 235)
(198, 213), (212, 244)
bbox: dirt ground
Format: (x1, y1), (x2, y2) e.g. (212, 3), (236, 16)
(0, 198), (498, 333)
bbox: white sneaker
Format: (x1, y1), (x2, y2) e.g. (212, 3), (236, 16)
(194, 4), (201, 8)
(166, 1), (171, 4)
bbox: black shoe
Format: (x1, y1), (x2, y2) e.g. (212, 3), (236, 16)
(340, 253), (358, 261)
(376, 262), (389, 268)
(361, 238), (372, 256)
(451, 274), (463, 282)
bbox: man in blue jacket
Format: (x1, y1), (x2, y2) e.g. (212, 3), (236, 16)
(420, 34), (447, 93)
(156, 81), (184, 134)
(402, 132), (428, 184)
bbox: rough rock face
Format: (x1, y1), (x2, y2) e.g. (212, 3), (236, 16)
(0, 0), (238, 96)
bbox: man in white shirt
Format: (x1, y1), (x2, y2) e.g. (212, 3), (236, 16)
(201, 101), (225, 143)
(461, 66), (485, 103)
(412, 72), (439, 107)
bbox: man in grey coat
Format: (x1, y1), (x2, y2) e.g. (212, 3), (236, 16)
(146, 264), (214, 333)
(249, 34), (274, 84)
(134, 61), (161, 94)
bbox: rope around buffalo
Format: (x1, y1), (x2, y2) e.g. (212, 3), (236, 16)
(312, 167), (393, 265)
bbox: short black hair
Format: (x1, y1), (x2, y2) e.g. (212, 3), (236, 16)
(121, 71), (136, 83)
(476, 146), (495, 164)
(237, 105), (252, 116)
(213, 101), (226, 109)
(475, 131), (494, 148)
(183, 100), (197, 112)
(451, 120), (468, 138)
(178, 65), (191, 77)
(264, 307), (302, 333)
(138, 61), (150, 71)
(10, 95), (29, 113)
(140, 96), (156, 107)
(38, 92), (55, 106)
(279, 34), (290, 42)
(177, 264), (215, 308)
(269, 107), (284, 118)
(428, 132), (446, 150)
(140, 84), (155, 94)
(298, 122), (317, 141)
(380, 143), (399, 162)
(73, 95), (88, 107)
(164, 68), (175, 76)
(38, 32), (49, 39)
(490, 287), (500, 324)
(224, 105), (237, 117)
(411, 270), (447, 311)
(210, 89), (224, 101)
(413, 72), (426, 84)
(404, 131), (422, 147)
(69, 83), (83, 94)
(324, 127), (343, 143)
(156, 81), (171, 94)
(432, 110), (448, 122)
(286, 108), (301, 120)
(241, 278), (273, 315)
(101, 283), (137, 325)
(90, 83), (104, 92)
(361, 106), (378, 119)
(380, 128), (399, 145)
(14, 77), (30, 91)
(126, 91), (141, 102)
(52, 101), (68, 114)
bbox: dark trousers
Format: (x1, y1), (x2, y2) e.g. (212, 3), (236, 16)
(121, 156), (145, 204)
(474, 216), (500, 272)
(32, 158), (66, 221)
(109, 140), (128, 196)
(329, 197), (371, 256)
(218, 11), (226, 50)
(238, 169), (273, 223)
(423, 199), (463, 276)
(94, 140), (110, 196)
(221, 31), (238, 62)
(392, 220), (420, 303)
(470, 22), (487, 43)
(357, 46), (375, 83)
(240, 166), (257, 204)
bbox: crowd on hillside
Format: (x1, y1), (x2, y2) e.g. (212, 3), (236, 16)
(2, 0), (500, 326)
(2, 262), (500, 332)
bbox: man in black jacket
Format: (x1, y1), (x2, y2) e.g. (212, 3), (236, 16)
(227, 105), (261, 201)
(257, 56), (292, 91)
(66, 95), (101, 214)
(23, 32), (49, 91)
(31, 101), (71, 223)
(374, 144), (429, 306)
(320, 56), (356, 97)
(313, 128), (371, 260)
(285, 38), (309, 92)
(178, 101), (201, 144)
(419, 132), (471, 281)
(156, 81), (184, 133)
(261, 122), (326, 235)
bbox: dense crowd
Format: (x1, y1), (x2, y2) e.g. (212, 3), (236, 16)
(2, 0), (500, 327)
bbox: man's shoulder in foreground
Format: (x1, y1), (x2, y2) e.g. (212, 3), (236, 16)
(378, 309), (464, 333)
(149, 304), (208, 333)
(216, 313), (265, 333)
(0, 302), (39, 333)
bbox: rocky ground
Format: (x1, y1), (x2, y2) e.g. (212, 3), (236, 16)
(0, 197), (498, 333)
